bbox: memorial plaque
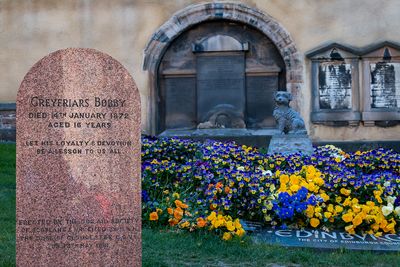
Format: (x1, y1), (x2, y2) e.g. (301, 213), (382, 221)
(197, 54), (245, 122)
(165, 77), (196, 129)
(246, 76), (277, 127)
(370, 62), (400, 108)
(16, 49), (141, 266)
(318, 63), (352, 110)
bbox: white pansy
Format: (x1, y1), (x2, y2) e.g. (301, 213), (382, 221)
(395, 207), (400, 217)
(383, 181), (391, 188)
(386, 196), (396, 204)
(382, 203), (394, 216)
(269, 184), (276, 191)
(262, 170), (273, 176)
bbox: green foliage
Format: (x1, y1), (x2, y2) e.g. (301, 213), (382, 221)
(0, 143), (16, 267)
(142, 227), (400, 267)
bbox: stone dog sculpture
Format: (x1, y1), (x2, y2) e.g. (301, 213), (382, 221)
(273, 91), (307, 134)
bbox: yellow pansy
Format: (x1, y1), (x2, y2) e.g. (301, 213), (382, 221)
(345, 224), (355, 234)
(226, 221), (235, 231)
(179, 221), (190, 228)
(289, 175), (300, 185)
(306, 205), (314, 218)
(340, 188), (351, 196)
(233, 219), (242, 229)
(342, 212), (353, 223)
(207, 211), (216, 221)
(327, 204), (334, 213)
(290, 184), (300, 192)
(280, 174), (289, 185)
(320, 193), (330, 202)
(335, 205), (343, 213)
(236, 228), (245, 237)
(352, 214), (363, 227)
(222, 232), (232, 241)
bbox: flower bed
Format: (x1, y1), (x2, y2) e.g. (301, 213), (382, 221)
(141, 136), (400, 240)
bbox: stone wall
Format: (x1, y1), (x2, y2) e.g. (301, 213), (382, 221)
(0, 104), (16, 141)
(1, 0), (400, 142)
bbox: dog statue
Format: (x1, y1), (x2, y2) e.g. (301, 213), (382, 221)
(273, 91), (307, 134)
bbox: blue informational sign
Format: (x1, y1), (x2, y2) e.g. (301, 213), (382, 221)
(252, 228), (400, 251)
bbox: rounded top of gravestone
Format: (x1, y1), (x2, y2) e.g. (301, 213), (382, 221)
(18, 48), (140, 108)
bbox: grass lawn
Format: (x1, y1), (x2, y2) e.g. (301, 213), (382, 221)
(0, 143), (16, 267)
(1, 143), (399, 266)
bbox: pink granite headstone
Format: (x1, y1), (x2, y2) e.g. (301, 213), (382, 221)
(16, 48), (141, 266)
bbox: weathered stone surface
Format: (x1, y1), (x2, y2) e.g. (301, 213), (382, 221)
(370, 62), (400, 108)
(16, 48), (141, 266)
(318, 63), (352, 110)
(197, 53), (245, 125)
(267, 134), (313, 155)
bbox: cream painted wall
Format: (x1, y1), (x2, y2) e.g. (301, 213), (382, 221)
(1, 0), (399, 140)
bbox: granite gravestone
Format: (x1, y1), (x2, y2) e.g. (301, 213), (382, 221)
(16, 48), (141, 266)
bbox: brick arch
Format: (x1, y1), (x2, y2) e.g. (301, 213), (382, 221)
(143, 1), (303, 134)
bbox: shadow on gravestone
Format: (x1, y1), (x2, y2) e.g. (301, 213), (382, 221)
(16, 48), (141, 266)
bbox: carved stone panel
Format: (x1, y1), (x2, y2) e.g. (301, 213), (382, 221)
(246, 76), (277, 128)
(361, 43), (400, 126)
(370, 62), (400, 108)
(318, 63), (352, 110)
(307, 44), (361, 126)
(164, 77), (196, 129)
(197, 53), (245, 123)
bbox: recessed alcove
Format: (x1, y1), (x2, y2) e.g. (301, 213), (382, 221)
(158, 20), (286, 135)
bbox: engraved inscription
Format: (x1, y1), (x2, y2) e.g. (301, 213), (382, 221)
(318, 63), (352, 110)
(18, 217), (138, 250)
(197, 54), (245, 122)
(370, 62), (400, 108)
(25, 96), (132, 155)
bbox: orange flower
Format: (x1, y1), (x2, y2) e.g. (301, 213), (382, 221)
(174, 207), (183, 220)
(175, 200), (188, 209)
(224, 186), (231, 194)
(167, 207), (174, 215)
(216, 182), (223, 189)
(168, 218), (179, 226)
(196, 217), (207, 228)
(310, 218), (320, 228)
(149, 212), (158, 221)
